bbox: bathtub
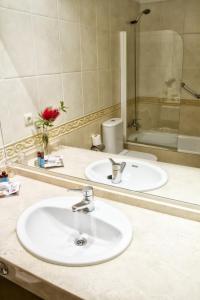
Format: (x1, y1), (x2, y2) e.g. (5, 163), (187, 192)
(128, 130), (200, 154)
(128, 130), (178, 148)
(178, 135), (200, 154)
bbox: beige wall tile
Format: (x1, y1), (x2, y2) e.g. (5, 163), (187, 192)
(80, 0), (96, 27)
(33, 16), (61, 75)
(109, 0), (121, 31)
(0, 0), (31, 12)
(140, 2), (162, 32)
(82, 71), (99, 114)
(97, 29), (110, 69)
(81, 25), (97, 71)
(110, 31), (120, 70)
(179, 105), (200, 136)
(60, 21), (81, 72)
(184, 0), (200, 34)
(0, 78), (37, 144)
(112, 69), (120, 104)
(31, 0), (58, 18)
(96, 0), (109, 30)
(58, 0), (80, 22)
(161, 0), (184, 34)
(62, 72), (83, 121)
(138, 102), (160, 130)
(36, 74), (63, 111)
(183, 34), (200, 69)
(98, 70), (112, 108)
(181, 68), (200, 100)
(138, 67), (165, 98)
(0, 9), (36, 78)
(159, 105), (180, 129)
(0, 0), (140, 145)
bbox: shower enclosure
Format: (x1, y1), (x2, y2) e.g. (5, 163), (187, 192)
(123, 0), (200, 155)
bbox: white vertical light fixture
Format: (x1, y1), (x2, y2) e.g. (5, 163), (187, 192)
(120, 31), (127, 141)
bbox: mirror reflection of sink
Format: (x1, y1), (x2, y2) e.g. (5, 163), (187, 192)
(17, 197), (133, 266)
(85, 159), (168, 192)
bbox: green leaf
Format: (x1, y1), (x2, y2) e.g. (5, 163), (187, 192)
(59, 100), (68, 113)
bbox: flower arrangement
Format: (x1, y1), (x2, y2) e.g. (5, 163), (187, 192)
(35, 101), (67, 154)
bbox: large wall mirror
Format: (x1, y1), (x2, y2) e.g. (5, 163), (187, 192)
(0, 0), (200, 207)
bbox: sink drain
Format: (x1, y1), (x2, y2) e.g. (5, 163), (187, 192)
(74, 236), (87, 246)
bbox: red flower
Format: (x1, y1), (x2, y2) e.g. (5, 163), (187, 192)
(41, 107), (60, 121)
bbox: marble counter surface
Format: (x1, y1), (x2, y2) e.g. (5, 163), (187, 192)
(29, 146), (200, 206)
(0, 175), (200, 300)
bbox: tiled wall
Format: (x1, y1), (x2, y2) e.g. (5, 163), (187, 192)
(0, 0), (139, 145)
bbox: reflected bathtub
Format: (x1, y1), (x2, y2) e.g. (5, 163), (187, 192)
(128, 130), (178, 149)
(128, 130), (200, 154)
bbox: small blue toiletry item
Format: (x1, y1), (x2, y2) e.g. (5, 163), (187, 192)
(37, 151), (41, 167)
(0, 171), (9, 183)
(40, 152), (45, 168)
(1, 177), (9, 183)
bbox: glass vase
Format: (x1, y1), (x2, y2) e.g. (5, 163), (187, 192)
(42, 126), (49, 155)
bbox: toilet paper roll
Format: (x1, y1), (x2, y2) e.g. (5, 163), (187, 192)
(91, 134), (102, 146)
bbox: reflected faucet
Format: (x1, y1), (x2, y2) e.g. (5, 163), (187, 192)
(72, 186), (95, 213)
(109, 158), (126, 184)
(128, 118), (140, 130)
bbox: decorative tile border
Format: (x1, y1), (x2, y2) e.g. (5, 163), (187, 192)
(0, 104), (120, 160)
(129, 97), (200, 106)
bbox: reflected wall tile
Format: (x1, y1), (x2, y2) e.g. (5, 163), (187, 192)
(36, 74), (63, 111)
(184, 0), (200, 34)
(112, 68), (120, 104)
(31, 0), (58, 18)
(129, 0), (140, 20)
(80, 0), (96, 27)
(0, 0), (31, 12)
(96, 0), (109, 30)
(82, 71), (98, 114)
(181, 68), (200, 100)
(62, 72), (83, 121)
(140, 2), (163, 32)
(33, 16), (61, 75)
(139, 32), (163, 69)
(81, 25), (97, 71)
(183, 34), (200, 69)
(0, 8), (36, 78)
(179, 105), (200, 136)
(109, 0), (122, 31)
(138, 67), (165, 98)
(97, 29), (110, 70)
(58, 0), (80, 22)
(161, 0), (184, 34)
(98, 70), (112, 108)
(138, 102), (160, 130)
(110, 31), (120, 70)
(60, 21), (81, 72)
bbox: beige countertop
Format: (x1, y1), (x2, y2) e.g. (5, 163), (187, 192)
(29, 146), (200, 206)
(1, 175), (200, 300)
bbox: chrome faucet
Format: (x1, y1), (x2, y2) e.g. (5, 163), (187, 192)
(72, 186), (95, 213)
(109, 158), (126, 184)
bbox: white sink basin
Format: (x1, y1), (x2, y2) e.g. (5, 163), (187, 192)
(85, 159), (168, 192)
(17, 197), (132, 266)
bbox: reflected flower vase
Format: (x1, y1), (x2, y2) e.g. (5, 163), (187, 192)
(36, 101), (67, 155)
(41, 127), (49, 155)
